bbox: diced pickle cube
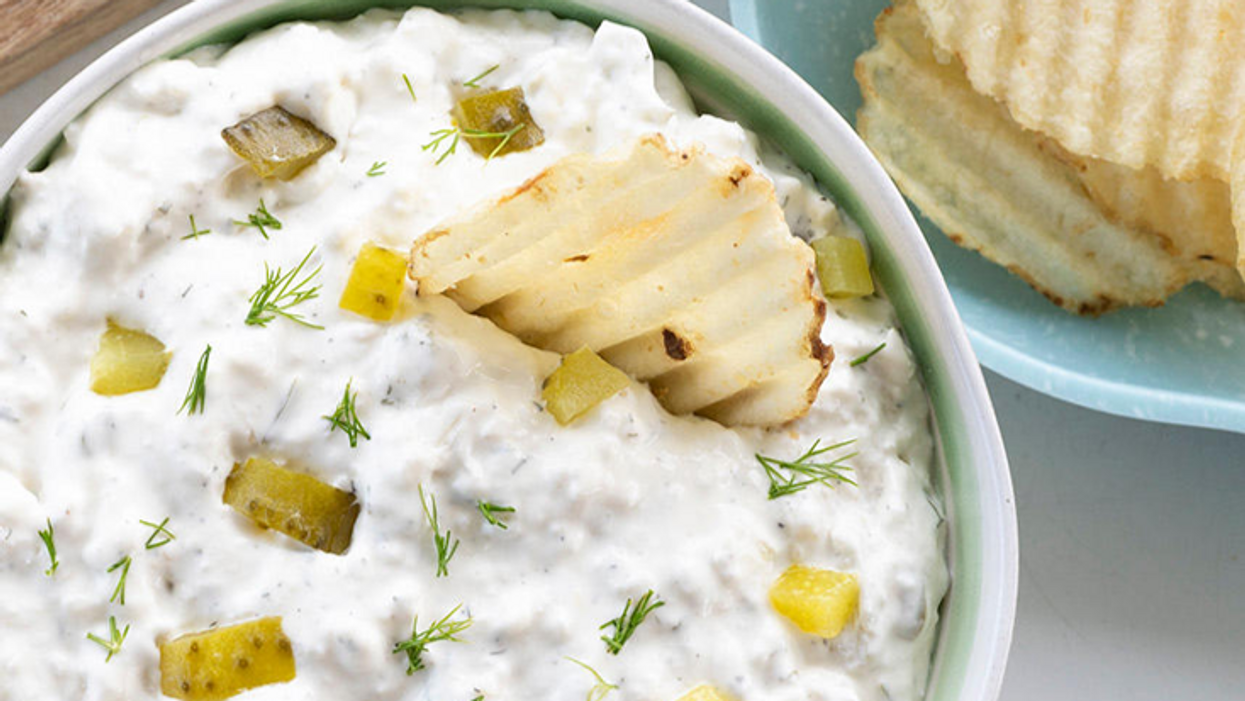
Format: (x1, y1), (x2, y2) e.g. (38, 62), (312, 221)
(223, 457), (360, 555)
(541, 347), (630, 425)
(221, 106), (336, 180)
(338, 242), (408, 321)
(811, 235), (874, 299)
(89, 320), (171, 396)
(453, 87), (545, 158)
(159, 617), (295, 701)
(769, 564), (859, 639)
(676, 685), (738, 701)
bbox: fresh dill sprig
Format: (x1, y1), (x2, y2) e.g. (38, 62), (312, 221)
(108, 555), (132, 605)
(234, 198), (283, 239)
(419, 485), (460, 577)
(462, 64), (499, 88)
(402, 73), (417, 102)
(244, 247), (324, 329)
(850, 342), (887, 367)
(756, 439), (858, 500)
(470, 124), (526, 161)
(37, 518), (58, 576)
(323, 379), (371, 448)
(599, 589), (664, 655)
(422, 124), (526, 164)
(86, 616), (130, 663)
(367, 161), (387, 177)
(566, 657), (618, 701)
(423, 128), (460, 165)
(178, 345), (211, 416)
(475, 500), (515, 530)
(392, 603), (472, 674)
(182, 214), (212, 240)
(140, 518), (176, 550)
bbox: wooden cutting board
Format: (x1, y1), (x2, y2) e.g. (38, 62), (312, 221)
(0, 0), (167, 95)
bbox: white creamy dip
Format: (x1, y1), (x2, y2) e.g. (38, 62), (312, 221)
(0, 8), (947, 701)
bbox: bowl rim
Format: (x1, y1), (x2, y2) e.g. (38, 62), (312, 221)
(0, 1), (1018, 699)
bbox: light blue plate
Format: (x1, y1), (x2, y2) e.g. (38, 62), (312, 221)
(730, 0), (1245, 433)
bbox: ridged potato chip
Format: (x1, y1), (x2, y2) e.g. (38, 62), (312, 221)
(410, 135), (830, 426)
(1051, 147), (1245, 299)
(1230, 126), (1245, 277)
(912, 0), (1245, 183)
(857, 4), (1218, 313)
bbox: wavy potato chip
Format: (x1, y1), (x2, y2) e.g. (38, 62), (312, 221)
(410, 135), (831, 426)
(912, 0), (1245, 182)
(1231, 128), (1245, 278)
(856, 3), (1224, 313)
(1057, 149), (1245, 298)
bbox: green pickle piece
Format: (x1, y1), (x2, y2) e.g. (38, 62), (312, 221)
(159, 617), (295, 701)
(339, 242), (408, 321)
(676, 686), (738, 701)
(89, 320), (171, 396)
(221, 106), (336, 180)
(542, 347), (630, 425)
(811, 235), (875, 299)
(453, 87), (545, 158)
(223, 457), (360, 554)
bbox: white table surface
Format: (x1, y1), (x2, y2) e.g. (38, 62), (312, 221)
(3, 1), (1243, 699)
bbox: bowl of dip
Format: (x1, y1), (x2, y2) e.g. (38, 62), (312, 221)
(0, 2), (1016, 701)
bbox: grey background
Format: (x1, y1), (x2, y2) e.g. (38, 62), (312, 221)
(2, 1), (1243, 698)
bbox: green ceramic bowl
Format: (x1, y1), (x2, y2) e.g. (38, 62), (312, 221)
(0, 1), (1016, 699)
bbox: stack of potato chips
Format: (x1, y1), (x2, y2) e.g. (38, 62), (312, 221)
(856, 0), (1245, 314)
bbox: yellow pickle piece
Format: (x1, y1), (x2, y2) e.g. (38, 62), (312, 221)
(221, 106), (336, 180)
(453, 87), (545, 158)
(223, 457), (361, 555)
(676, 684), (738, 701)
(769, 564), (859, 639)
(89, 320), (171, 396)
(811, 235), (874, 299)
(159, 617), (295, 701)
(339, 242), (408, 321)
(541, 346), (630, 425)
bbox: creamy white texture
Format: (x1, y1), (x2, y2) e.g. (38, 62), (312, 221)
(0, 9), (946, 701)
